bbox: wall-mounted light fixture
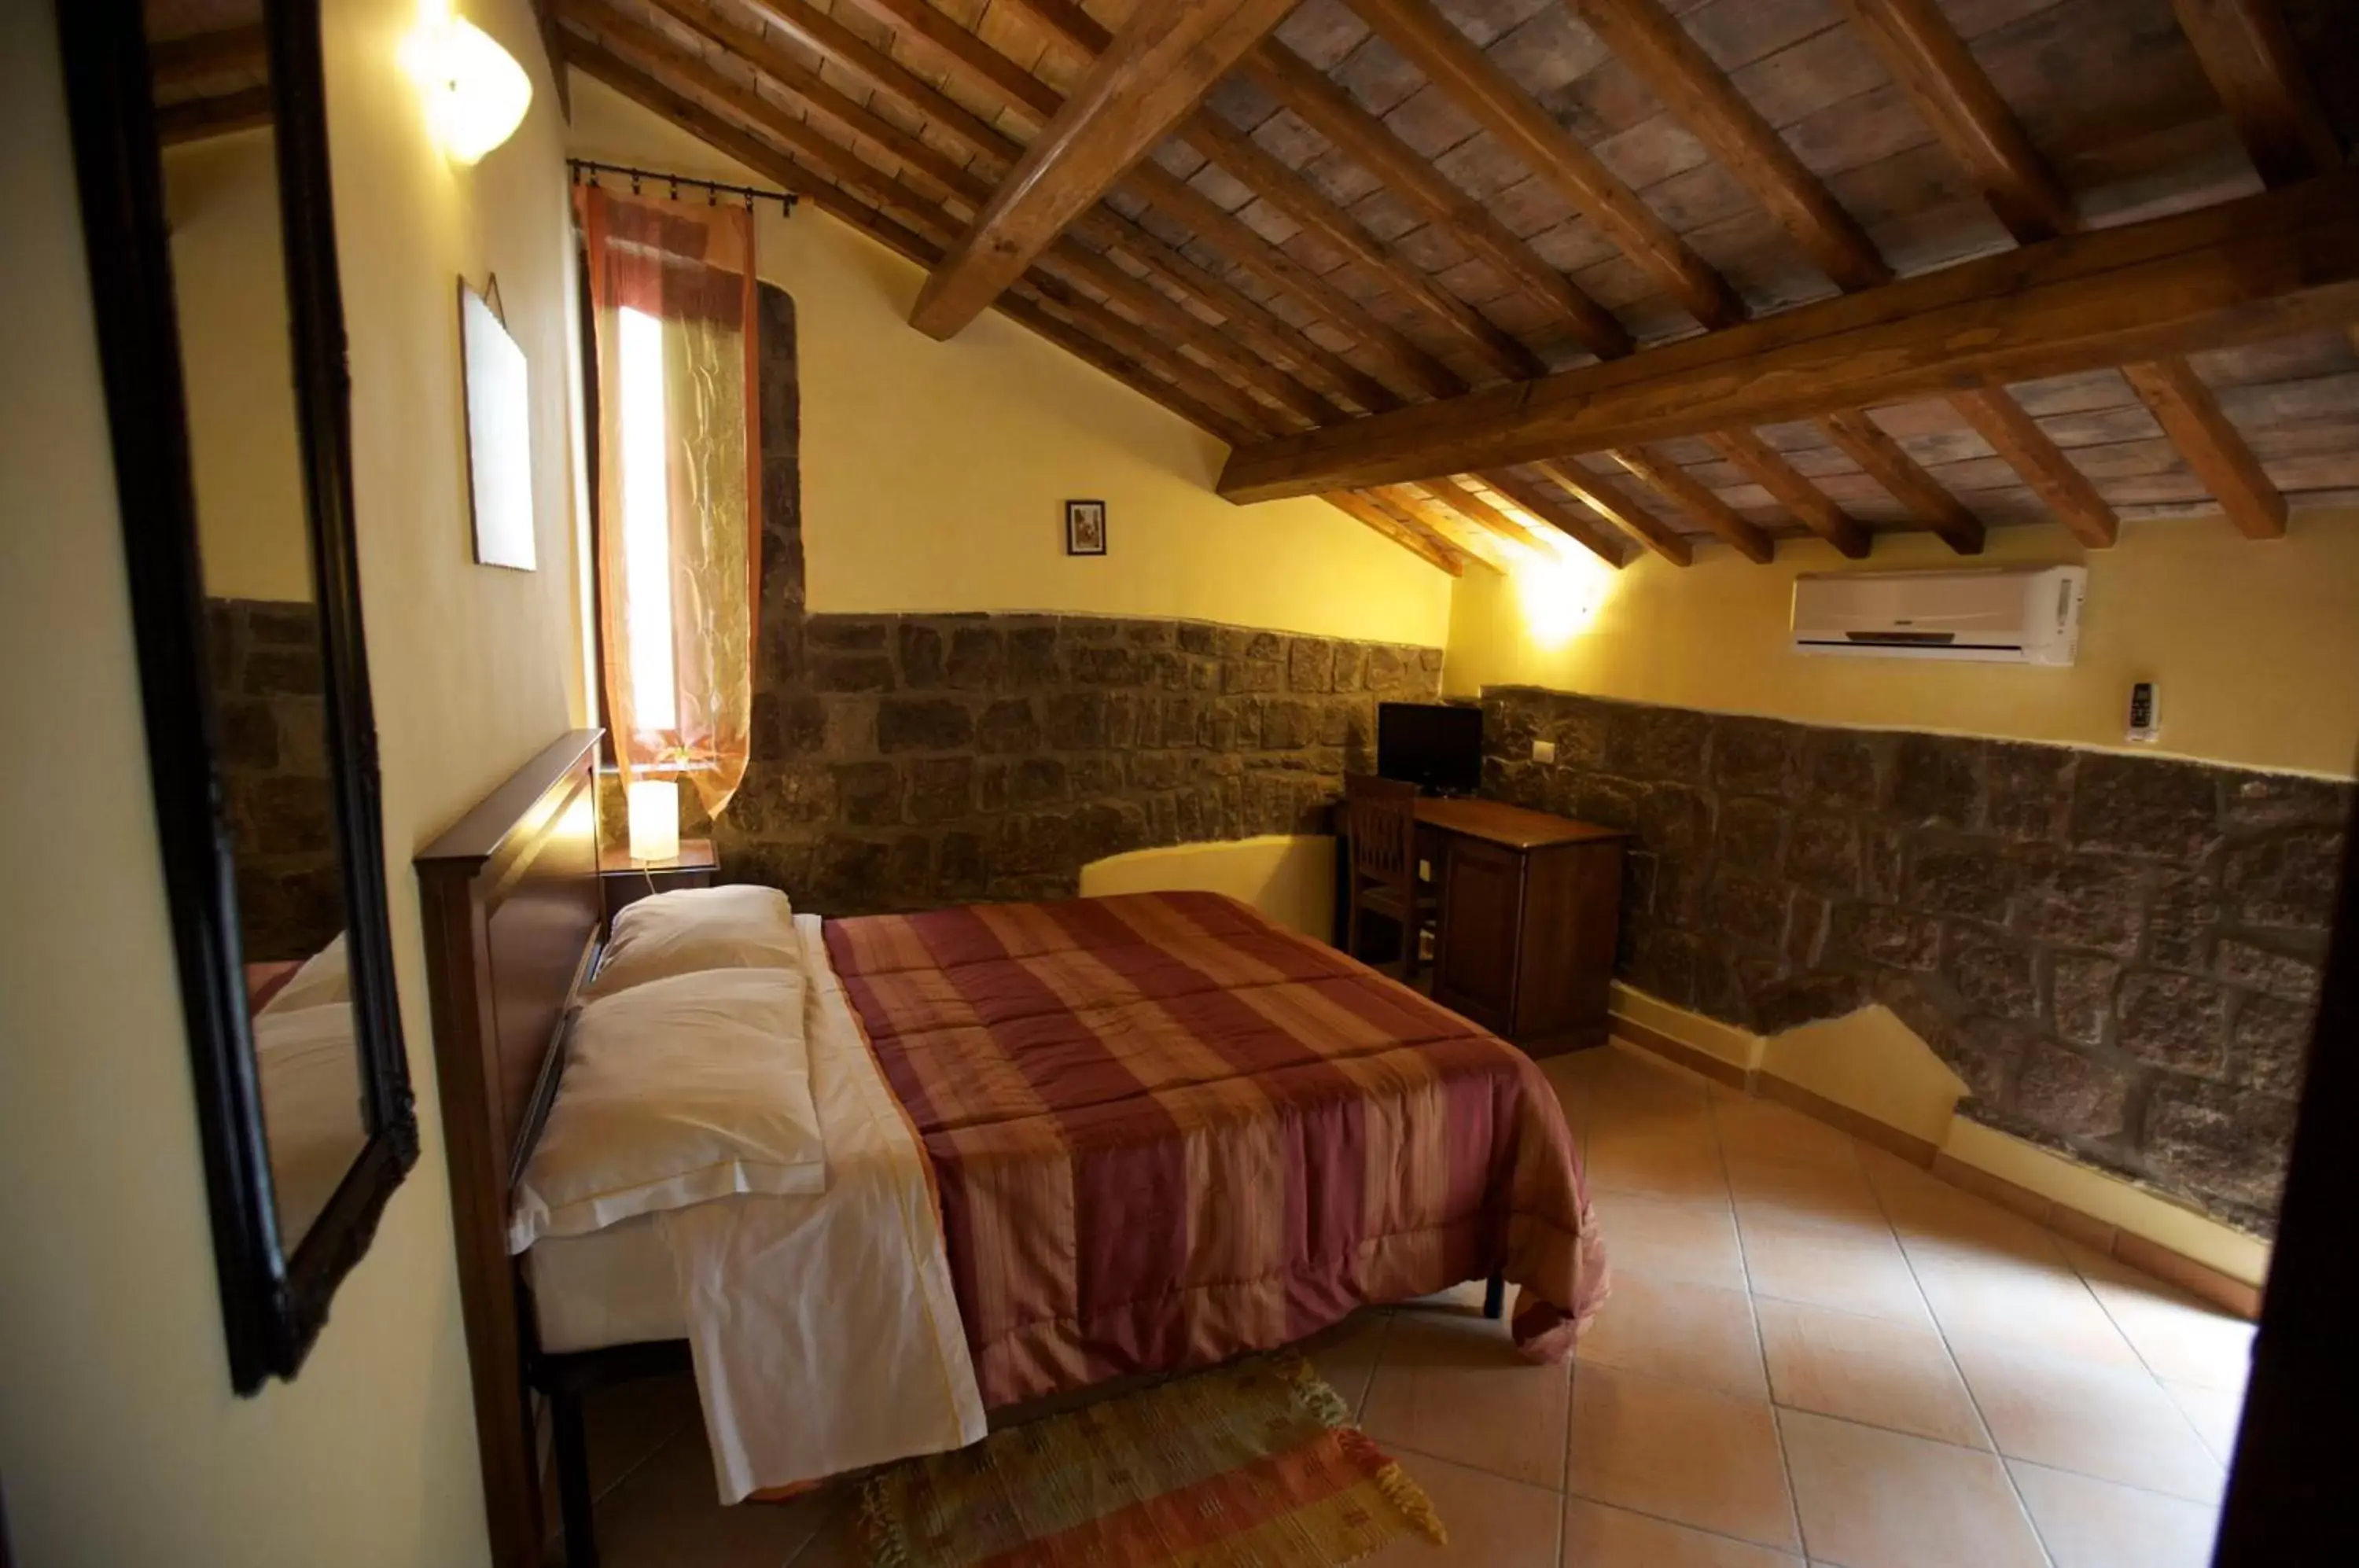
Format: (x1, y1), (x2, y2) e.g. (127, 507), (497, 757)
(416, 15), (531, 165)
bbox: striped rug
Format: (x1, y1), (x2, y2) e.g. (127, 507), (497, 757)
(859, 1352), (1446, 1567)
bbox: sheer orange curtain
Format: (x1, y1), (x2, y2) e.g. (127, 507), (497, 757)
(577, 185), (760, 819)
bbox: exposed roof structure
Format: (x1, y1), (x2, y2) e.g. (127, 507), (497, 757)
(251, 0), (2359, 569)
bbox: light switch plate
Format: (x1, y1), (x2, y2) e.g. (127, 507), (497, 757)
(1533, 739), (1558, 763)
(2127, 681), (2159, 744)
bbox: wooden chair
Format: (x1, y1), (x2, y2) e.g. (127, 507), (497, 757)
(1343, 773), (1439, 983)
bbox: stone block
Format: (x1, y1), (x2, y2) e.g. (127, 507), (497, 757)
(1637, 782), (1713, 858)
(2215, 937), (2324, 1000)
(1224, 657), (1286, 694)
(1330, 641), (1368, 692)
(1069, 644), (1139, 685)
(1263, 698), (1319, 750)
(1123, 620), (1176, 648)
(1950, 933), (2040, 1021)
(1714, 797), (1787, 874)
(2142, 1077), (2295, 1216)
(1177, 622), (1219, 656)
(1752, 970), (1867, 1035)
(2014, 848), (2142, 955)
(1570, 775), (1644, 834)
(1625, 922), (1701, 1010)
(812, 834), (895, 910)
(244, 648), (323, 697)
(1610, 704), (1711, 780)
(1891, 734), (1982, 829)
(1703, 870), (1789, 951)
(2017, 1044), (2132, 1140)
(1008, 626), (1061, 685)
(1044, 692), (1108, 750)
(2224, 829), (2343, 929)
(1364, 645), (1408, 692)
(216, 699), (278, 771)
(2048, 951), (2122, 1045)
(1947, 1016), (2036, 1110)
(944, 628), (1003, 690)
(1106, 693), (1140, 750)
(2223, 772), (2350, 830)
(1827, 902), (1942, 971)
(1986, 743), (2074, 841)
(1804, 729), (1886, 811)
(807, 617), (889, 651)
(811, 654), (896, 693)
(898, 624), (945, 688)
(2117, 971), (2232, 1077)
(1009, 757), (1069, 808)
(237, 778), (336, 854)
(1070, 756), (1124, 797)
(1711, 716), (1801, 798)
(1904, 842), (2013, 924)
(2232, 992), (2314, 1097)
(1787, 815), (1862, 896)
(975, 698), (1040, 754)
(2144, 867), (2216, 970)
(1060, 617), (1121, 644)
(877, 697), (973, 753)
(1287, 638), (1335, 692)
(937, 831), (985, 899)
(2069, 754), (2221, 859)
(834, 761), (901, 826)
(905, 757), (974, 823)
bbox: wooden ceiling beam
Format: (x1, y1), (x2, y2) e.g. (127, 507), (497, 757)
(156, 86), (274, 145)
(1237, 42), (1633, 359)
(1529, 459), (1694, 566)
(907, 0), (1301, 339)
(843, 0), (1065, 121)
(150, 23), (269, 91)
(1346, 0), (1746, 329)
(1478, 468), (1626, 567)
(1833, 0), (2077, 245)
(1416, 476), (1549, 552)
(1610, 447), (1776, 563)
(1950, 388), (2119, 547)
(1707, 429), (1872, 558)
(1373, 485), (1514, 570)
(2122, 358), (2288, 539)
(1213, 173), (2359, 499)
(729, 0), (1396, 415)
(1323, 491), (1469, 573)
(1570, 0), (1890, 293)
(2169, 0), (2340, 188)
(1819, 410), (1985, 554)
(1176, 111), (1541, 385)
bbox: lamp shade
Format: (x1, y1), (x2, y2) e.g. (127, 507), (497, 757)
(627, 779), (679, 863)
(424, 18), (531, 165)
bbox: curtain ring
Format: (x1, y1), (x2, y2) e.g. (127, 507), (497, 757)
(631, 171), (642, 194)
(670, 176), (680, 201)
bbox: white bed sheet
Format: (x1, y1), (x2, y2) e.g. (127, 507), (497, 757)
(524, 914), (984, 1503)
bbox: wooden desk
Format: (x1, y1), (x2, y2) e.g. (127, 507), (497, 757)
(1339, 798), (1625, 1056)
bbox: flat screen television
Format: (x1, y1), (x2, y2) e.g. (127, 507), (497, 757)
(1376, 702), (1484, 795)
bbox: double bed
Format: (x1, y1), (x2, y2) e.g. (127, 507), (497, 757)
(418, 734), (1608, 1568)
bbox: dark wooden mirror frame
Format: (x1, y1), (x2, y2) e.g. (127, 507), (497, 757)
(54, 0), (417, 1393)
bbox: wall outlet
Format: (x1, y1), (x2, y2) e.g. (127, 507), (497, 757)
(1533, 739), (1558, 763)
(2127, 681), (2160, 744)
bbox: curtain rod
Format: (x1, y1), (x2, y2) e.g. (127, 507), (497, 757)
(568, 159), (797, 215)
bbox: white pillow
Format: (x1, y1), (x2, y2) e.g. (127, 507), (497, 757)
(587, 885), (797, 999)
(259, 933), (348, 1018)
(510, 966), (823, 1251)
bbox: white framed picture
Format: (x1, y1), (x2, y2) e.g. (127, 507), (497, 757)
(459, 279), (534, 571)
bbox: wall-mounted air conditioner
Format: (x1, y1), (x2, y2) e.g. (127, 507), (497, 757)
(1790, 565), (2087, 665)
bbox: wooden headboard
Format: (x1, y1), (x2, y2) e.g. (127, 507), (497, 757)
(417, 730), (604, 1568)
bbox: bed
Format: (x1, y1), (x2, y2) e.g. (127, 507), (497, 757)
(418, 735), (1607, 1568)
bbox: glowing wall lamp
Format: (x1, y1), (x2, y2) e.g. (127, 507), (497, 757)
(418, 17), (531, 164)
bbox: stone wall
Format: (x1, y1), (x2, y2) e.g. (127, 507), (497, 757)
(609, 284), (1445, 914)
(207, 595), (340, 963)
(1480, 686), (2350, 1236)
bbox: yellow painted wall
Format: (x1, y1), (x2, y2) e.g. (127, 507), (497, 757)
(564, 75), (1455, 649)
(164, 129), (315, 603)
(1080, 836), (1338, 938)
(0, 1), (587, 1562)
(1448, 515), (2359, 778)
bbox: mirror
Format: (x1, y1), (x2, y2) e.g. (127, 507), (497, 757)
(57, 0), (416, 1390)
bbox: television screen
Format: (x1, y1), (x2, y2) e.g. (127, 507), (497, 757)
(1377, 702), (1484, 795)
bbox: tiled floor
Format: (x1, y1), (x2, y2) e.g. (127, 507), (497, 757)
(584, 1043), (2254, 1566)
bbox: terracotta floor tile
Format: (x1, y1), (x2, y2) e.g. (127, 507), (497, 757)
(2008, 1459), (2222, 1568)
(1363, 1309), (1572, 1489)
(1578, 1270), (1768, 1399)
(1585, 1128), (1730, 1205)
(1566, 1365), (1798, 1552)
(1584, 1192), (1748, 1292)
(1873, 1165), (2069, 1268)
(1947, 1332), (2227, 1501)
(1302, 1309), (1391, 1417)
(585, 1370), (704, 1500)
(1560, 1498), (1801, 1566)
(1361, 1451), (1563, 1567)
(1712, 1095), (1862, 1169)
(1739, 1220), (1933, 1327)
(2064, 1245), (2256, 1391)
(1754, 1297), (1989, 1450)
(1909, 1250), (2141, 1367)
(2162, 1378), (2244, 1466)
(1538, 1053), (1595, 1140)
(1725, 1151), (1888, 1233)
(1778, 1409), (2046, 1568)
(594, 1426), (842, 1568)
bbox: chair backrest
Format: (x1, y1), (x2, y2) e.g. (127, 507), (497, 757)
(1344, 773), (1419, 884)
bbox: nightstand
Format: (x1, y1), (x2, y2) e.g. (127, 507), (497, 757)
(599, 839), (718, 924)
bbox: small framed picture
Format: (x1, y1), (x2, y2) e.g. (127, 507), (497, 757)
(1065, 499), (1107, 556)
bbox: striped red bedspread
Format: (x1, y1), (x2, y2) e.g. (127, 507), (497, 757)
(823, 890), (1610, 1408)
